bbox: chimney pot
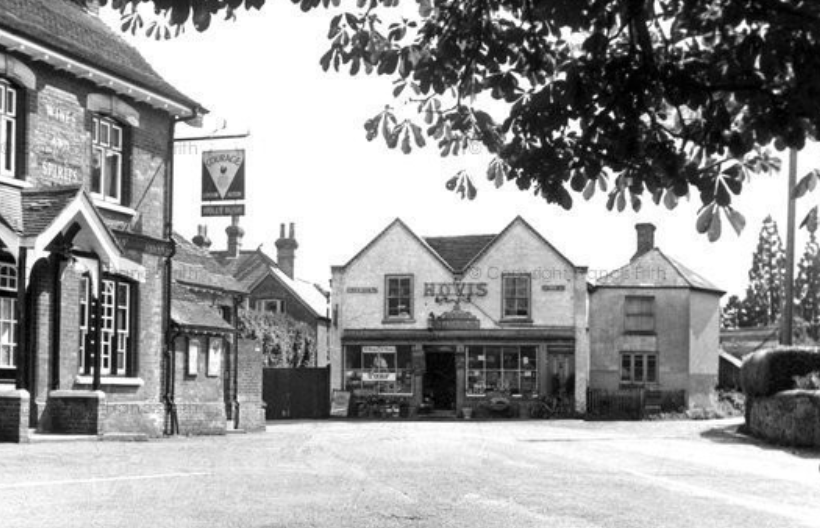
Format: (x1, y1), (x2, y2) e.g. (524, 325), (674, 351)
(280, 223), (286, 238)
(632, 223), (656, 260)
(275, 220), (299, 279)
(289, 222), (295, 239)
(225, 216), (244, 258)
(192, 224), (211, 249)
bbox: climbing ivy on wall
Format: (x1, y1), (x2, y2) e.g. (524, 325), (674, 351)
(238, 309), (316, 368)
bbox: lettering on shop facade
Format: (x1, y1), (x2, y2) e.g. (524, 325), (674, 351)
(424, 281), (488, 302)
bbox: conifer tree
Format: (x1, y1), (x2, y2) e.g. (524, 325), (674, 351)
(741, 216), (785, 327)
(796, 208), (820, 340)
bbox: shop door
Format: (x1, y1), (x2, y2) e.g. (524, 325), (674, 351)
(423, 348), (456, 411)
(547, 354), (575, 398)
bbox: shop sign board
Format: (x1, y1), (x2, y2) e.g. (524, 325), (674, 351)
(202, 149), (245, 201)
(202, 204), (246, 217)
(346, 286), (378, 294)
(424, 282), (488, 299)
(362, 345), (396, 355)
(362, 372), (397, 382)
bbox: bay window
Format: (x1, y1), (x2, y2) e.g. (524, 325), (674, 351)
(91, 115), (124, 203)
(79, 275), (135, 376)
(467, 346), (538, 396)
(344, 345), (412, 394)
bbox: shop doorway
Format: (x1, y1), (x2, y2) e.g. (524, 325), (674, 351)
(423, 347), (456, 411)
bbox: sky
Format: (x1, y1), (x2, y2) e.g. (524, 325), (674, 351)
(104, 3), (820, 299)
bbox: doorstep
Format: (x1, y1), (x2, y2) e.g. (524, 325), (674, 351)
(28, 429), (99, 444)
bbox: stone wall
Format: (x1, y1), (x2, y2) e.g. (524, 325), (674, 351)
(747, 391), (820, 448)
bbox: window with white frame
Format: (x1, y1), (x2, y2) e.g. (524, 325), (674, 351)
(467, 346), (538, 396)
(344, 345), (412, 394)
(0, 80), (19, 179)
(502, 274), (531, 318)
(385, 275), (413, 319)
(0, 260), (17, 371)
(620, 352), (658, 385)
(91, 115), (124, 203)
(254, 298), (284, 314)
(79, 275), (134, 376)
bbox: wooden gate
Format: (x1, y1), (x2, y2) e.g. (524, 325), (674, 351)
(263, 367), (330, 420)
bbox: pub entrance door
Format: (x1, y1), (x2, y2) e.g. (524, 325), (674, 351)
(423, 347), (456, 411)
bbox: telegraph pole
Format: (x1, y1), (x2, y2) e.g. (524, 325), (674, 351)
(780, 148), (798, 345)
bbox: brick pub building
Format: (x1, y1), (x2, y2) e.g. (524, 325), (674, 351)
(330, 217), (590, 418)
(0, 0), (209, 441)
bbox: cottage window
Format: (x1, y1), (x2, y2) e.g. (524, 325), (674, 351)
(624, 296), (655, 333)
(344, 345), (412, 395)
(187, 337), (199, 376)
(91, 115), (124, 203)
(467, 346), (538, 396)
(0, 80), (20, 179)
(255, 298), (284, 314)
(385, 275), (413, 319)
(0, 260), (17, 372)
(79, 275), (134, 376)
(502, 274), (531, 318)
(620, 352), (658, 385)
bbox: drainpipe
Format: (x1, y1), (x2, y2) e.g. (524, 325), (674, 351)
(162, 110), (201, 435)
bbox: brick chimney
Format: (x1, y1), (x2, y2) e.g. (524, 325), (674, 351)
(632, 223), (656, 261)
(192, 225), (212, 249)
(275, 222), (298, 279)
(225, 216), (244, 258)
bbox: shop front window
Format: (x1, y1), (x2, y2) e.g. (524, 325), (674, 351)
(344, 345), (412, 394)
(0, 260), (17, 372)
(467, 345), (537, 396)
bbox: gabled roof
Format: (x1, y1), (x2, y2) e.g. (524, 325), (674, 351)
(0, 0), (201, 110)
(461, 216), (577, 271)
(594, 248), (724, 294)
(338, 218), (455, 272)
(172, 233), (246, 294)
(338, 216), (578, 274)
(212, 247), (329, 320)
(21, 185), (85, 238)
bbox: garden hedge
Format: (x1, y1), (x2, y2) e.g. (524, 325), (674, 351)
(741, 346), (820, 397)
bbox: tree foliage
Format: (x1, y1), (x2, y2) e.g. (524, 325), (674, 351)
(739, 215), (785, 327)
(110, 0), (820, 239)
(796, 207), (820, 339)
(238, 308), (316, 368)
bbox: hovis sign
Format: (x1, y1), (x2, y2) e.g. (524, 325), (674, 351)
(202, 149), (245, 201)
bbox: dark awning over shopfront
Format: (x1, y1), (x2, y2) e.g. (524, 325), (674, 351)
(342, 327), (576, 344)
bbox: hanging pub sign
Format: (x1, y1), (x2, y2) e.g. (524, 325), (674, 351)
(202, 149), (246, 202)
(202, 204), (246, 217)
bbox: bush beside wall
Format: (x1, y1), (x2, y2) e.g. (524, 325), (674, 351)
(741, 347), (820, 397)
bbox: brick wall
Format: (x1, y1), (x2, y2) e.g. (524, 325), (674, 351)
(42, 390), (103, 435)
(235, 338), (265, 432)
(0, 390), (30, 443)
(173, 332), (227, 436)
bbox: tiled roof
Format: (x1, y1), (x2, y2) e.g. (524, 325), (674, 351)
(212, 247), (329, 318)
(21, 185), (83, 237)
(172, 233), (247, 293)
(594, 248), (724, 294)
(424, 235), (496, 271)
(0, 0), (200, 109)
(171, 298), (234, 332)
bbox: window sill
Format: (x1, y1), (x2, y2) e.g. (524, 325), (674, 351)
(499, 318), (533, 325)
(381, 318), (416, 325)
(74, 375), (144, 387)
(92, 198), (137, 217)
(0, 175), (31, 189)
